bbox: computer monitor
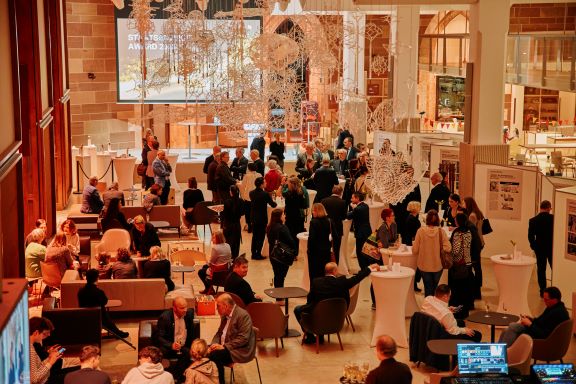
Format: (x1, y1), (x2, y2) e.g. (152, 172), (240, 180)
(457, 343), (508, 375)
(532, 364), (576, 383)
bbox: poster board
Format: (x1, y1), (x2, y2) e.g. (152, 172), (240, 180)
(552, 187), (576, 302)
(566, 199), (576, 262)
(486, 168), (523, 220)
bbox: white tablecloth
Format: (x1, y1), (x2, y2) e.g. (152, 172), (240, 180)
(113, 157), (136, 191)
(297, 232), (310, 291)
(96, 152), (113, 185)
(166, 153), (180, 191)
(338, 220), (353, 275)
(370, 266), (415, 347)
(490, 254), (536, 316)
(367, 201), (385, 232)
(381, 246), (420, 317)
(75, 154), (92, 192)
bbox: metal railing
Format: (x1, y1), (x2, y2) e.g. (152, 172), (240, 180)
(418, 34), (469, 77)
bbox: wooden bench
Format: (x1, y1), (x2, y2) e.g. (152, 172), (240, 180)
(121, 205), (181, 236)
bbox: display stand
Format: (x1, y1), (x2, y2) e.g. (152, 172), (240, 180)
(113, 157), (136, 191)
(96, 152), (113, 185)
(84, 145), (97, 178)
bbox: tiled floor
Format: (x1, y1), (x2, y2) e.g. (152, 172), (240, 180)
(44, 182), (575, 384)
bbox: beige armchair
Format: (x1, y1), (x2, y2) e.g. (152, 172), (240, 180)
(532, 319), (574, 363)
(507, 334), (533, 375)
(95, 228), (131, 258)
(247, 302), (288, 357)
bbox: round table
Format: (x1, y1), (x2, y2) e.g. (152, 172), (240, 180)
(166, 153), (180, 191)
(380, 246), (419, 317)
(370, 266), (415, 347)
(96, 152), (113, 185)
(297, 232), (310, 291)
(338, 220), (352, 275)
(490, 254), (535, 316)
(306, 190), (317, 226)
(171, 264), (196, 285)
(367, 201), (385, 232)
(467, 311), (519, 343)
(113, 157), (137, 191)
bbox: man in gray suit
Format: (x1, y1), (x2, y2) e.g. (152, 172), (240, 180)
(208, 293), (256, 384)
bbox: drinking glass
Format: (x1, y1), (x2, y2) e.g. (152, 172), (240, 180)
(484, 303), (490, 318)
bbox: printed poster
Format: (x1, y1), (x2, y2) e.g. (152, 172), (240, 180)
(566, 199), (576, 262)
(486, 169), (522, 220)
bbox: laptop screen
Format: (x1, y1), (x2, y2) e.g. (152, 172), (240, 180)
(532, 364), (576, 382)
(457, 343), (508, 375)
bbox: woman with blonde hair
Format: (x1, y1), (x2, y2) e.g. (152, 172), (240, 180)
(45, 232), (75, 278)
(198, 230), (232, 294)
(264, 159), (282, 193)
(143, 246), (175, 291)
(184, 339), (219, 384)
(307, 203), (333, 281)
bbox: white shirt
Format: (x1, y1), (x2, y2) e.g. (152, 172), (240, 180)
(240, 171), (262, 201)
(421, 296), (466, 336)
(174, 312), (187, 345)
(221, 305), (236, 344)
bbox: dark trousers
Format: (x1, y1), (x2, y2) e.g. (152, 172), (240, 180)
(244, 201), (252, 231)
(271, 258), (290, 288)
(145, 176), (154, 190)
(251, 223), (266, 258)
(471, 261), (483, 299)
(160, 180), (171, 205)
(198, 264), (211, 290)
(535, 251), (552, 293)
(224, 226), (241, 259)
(332, 235), (342, 264)
(163, 347), (191, 382)
(422, 270), (443, 297)
(209, 347), (233, 384)
(449, 271), (474, 319)
(414, 268), (422, 289)
(211, 189), (220, 203)
(102, 309), (124, 335)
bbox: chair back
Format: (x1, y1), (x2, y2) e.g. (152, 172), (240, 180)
(95, 228), (131, 256)
(40, 261), (64, 289)
(247, 302), (287, 339)
(551, 151), (564, 170)
(532, 319), (574, 362)
(409, 311), (450, 371)
(346, 285), (360, 317)
(210, 263), (230, 288)
(218, 291), (247, 309)
(302, 298), (347, 335)
(507, 334), (533, 375)
(190, 201), (218, 225)
(171, 249), (207, 265)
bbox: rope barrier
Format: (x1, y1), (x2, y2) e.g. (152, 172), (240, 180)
(74, 159), (116, 194)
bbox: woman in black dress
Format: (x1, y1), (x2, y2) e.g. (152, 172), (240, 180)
(281, 176), (307, 255)
(267, 208), (296, 288)
(183, 176), (205, 225)
(101, 198), (131, 232)
(443, 193), (462, 227)
(269, 133), (285, 170)
(221, 185), (244, 259)
(143, 245), (175, 291)
(449, 213), (474, 318)
(307, 203), (333, 282)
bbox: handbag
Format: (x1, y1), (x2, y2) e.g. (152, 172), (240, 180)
(137, 163), (147, 176)
(438, 229), (452, 269)
(481, 218), (493, 235)
(271, 240), (297, 266)
(362, 231), (381, 260)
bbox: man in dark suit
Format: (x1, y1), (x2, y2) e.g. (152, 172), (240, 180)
(215, 151), (237, 202)
(230, 147), (248, 180)
(249, 177), (277, 260)
(249, 149), (265, 176)
(347, 192), (372, 269)
(294, 262), (378, 344)
(156, 296), (196, 381)
(528, 200), (554, 296)
(343, 137), (358, 160)
(224, 256), (262, 305)
(312, 158), (339, 203)
(366, 335), (412, 384)
(207, 153), (221, 202)
(336, 127), (352, 149)
(321, 185), (348, 264)
(250, 132), (266, 161)
(209, 293), (256, 384)
(203, 145), (221, 174)
(333, 149), (348, 176)
(424, 172), (450, 213)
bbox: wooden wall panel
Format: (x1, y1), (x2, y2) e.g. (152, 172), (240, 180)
(0, 155), (24, 278)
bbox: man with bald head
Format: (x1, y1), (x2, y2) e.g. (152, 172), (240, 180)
(424, 172), (450, 213)
(209, 293), (255, 384)
(203, 145), (221, 174)
(156, 296), (196, 381)
(366, 335), (412, 384)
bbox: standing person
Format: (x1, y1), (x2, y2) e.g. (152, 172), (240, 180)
(443, 193), (461, 227)
(146, 140), (159, 191)
(264, 160), (282, 194)
(281, 176), (308, 256)
(313, 138), (324, 163)
(64, 346), (110, 384)
(333, 149), (348, 177)
(207, 153), (221, 202)
(130, 215), (161, 257)
(336, 125), (352, 149)
(462, 196), (486, 300)
(215, 151), (236, 202)
(308, 203), (333, 282)
(250, 131), (266, 161)
(122, 346), (174, 384)
(312, 158), (338, 203)
(321, 185), (347, 264)
(448, 213), (474, 318)
(221, 185), (244, 259)
(249, 177), (277, 260)
(143, 246), (175, 291)
(152, 150), (172, 205)
(391, 167), (421, 237)
(81, 176), (104, 214)
(29, 317), (64, 384)
(141, 133), (153, 189)
(412, 210), (451, 297)
(267, 208), (296, 288)
(404, 201), (422, 292)
(230, 147), (248, 180)
(366, 335), (412, 384)
(249, 149), (265, 176)
(343, 137), (358, 160)
(425, 172), (451, 213)
(239, 163), (261, 233)
(203, 146), (221, 175)
(182, 177), (205, 226)
(529, 200), (554, 297)
(354, 166), (371, 196)
(78, 269), (130, 338)
(269, 133), (285, 170)
(347, 192), (372, 271)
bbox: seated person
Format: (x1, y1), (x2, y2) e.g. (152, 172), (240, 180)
(25, 218), (48, 248)
(80, 176), (104, 214)
(130, 215), (161, 257)
(499, 286), (569, 346)
(224, 256), (262, 305)
(143, 246), (175, 291)
(295, 262), (378, 344)
(198, 231), (232, 295)
(63, 345), (110, 384)
(143, 184), (162, 212)
(366, 335), (412, 384)
(208, 294), (255, 384)
(60, 219), (80, 257)
(183, 176), (205, 225)
(184, 339), (219, 384)
(78, 269), (130, 338)
(45, 232), (76, 279)
(156, 297), (196, 382)
(95, 252), (112, 279)
(29, 316), (72, 384)
(421, 284), (482, 342)
(102, 181), (125, 210)
(122, 346), (174, 384)
(110, 248), (137, 279)
(25, 228), (47, 279)
(100, 198), (131, 232)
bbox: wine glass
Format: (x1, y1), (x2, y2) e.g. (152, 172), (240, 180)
(502, 303), (508, 319)
(484, 303), (490, 318)
(175, 337), (184, 355)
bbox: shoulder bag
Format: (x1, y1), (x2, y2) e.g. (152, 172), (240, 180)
(137, 163), (147, 176)
(271, 239), (297, 266)
(481, 218), (493, 235)
(438, 229), (452, 269)
(362, 230), (381, 260)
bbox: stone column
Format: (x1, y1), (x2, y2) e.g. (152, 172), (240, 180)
(342, 11), (366, 97)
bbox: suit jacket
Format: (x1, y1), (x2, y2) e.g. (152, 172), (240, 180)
(215, 163), (236, 197)
(207, 160), (219, 191)
(157, 308), (196, 353)
(528, 211), (554, 256)
(304, 267), (371, 311)
(295, 153), (312, 175)
(269, 141), (285, 161)
(313, 166), (338, 203)
(249, 187), (277, 226)
(230, 156), (249, 180)
(347, 202), (372, 240)
(250, 136), (266, 161)
(365, 358), (412, 384)
(130, 222), (161, 256)
(321, 195), (347, 236)
(528, 301), (569, 339)
(224, 271), (262, 305)
(424, 183), (450, 213)
(203, 154), (214, 174)
(253, 158), (265, 176)
(346, 146), (359, 161)
(333, 159), (348, 176)
(152, 158), (171, 187)
(211, 306), (256, 363)
(336, 130), (352, 149)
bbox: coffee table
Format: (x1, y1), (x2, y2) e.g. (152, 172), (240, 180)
(149, 220), (170, 229)
(427, 339), (473, 370)
(171, 264), (196, 284)
(264, 286), (308, 337)
(467, 311), (519, 342)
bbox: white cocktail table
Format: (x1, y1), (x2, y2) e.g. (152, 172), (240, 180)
(490, 254), (536, 316)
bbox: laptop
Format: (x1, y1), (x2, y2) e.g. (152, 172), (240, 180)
(450, 343), (514, 384)
(532, 364), (576, 384)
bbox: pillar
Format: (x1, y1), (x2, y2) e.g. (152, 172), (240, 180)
(342, 11), (366, 97)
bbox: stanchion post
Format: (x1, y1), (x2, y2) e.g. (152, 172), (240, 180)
(73, 160), (82, 194)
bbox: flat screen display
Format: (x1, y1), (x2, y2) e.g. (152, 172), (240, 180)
(0, 289), (30, 383)
(457, 343), (508, 375)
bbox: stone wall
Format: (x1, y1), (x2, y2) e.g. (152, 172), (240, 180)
(509, 3), (576, 33)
